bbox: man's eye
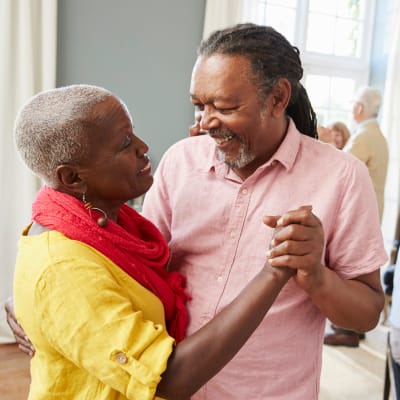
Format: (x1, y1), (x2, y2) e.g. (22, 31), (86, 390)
(217, 107), (235, 114)
(194, 104), (204, 112)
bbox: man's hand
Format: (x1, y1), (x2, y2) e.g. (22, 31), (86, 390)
(189, 121), (201, 137)
(189, 113), (205, 137)
(264, 205), (325, 293)
(4, 297), (35, 357)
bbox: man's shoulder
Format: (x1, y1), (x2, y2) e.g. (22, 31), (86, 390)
(357, 120), (384, 136)
(353, 121), (388, 148)
(300, 134), (357, 164)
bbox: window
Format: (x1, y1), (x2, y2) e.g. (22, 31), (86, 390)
(252, 0), (376, 127)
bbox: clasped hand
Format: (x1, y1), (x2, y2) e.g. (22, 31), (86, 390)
(264, 205), (325, 293)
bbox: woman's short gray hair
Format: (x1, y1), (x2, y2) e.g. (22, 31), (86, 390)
(14, 84), (116, 185)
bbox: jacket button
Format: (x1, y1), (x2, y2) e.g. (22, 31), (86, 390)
(115, 352), (128, 364)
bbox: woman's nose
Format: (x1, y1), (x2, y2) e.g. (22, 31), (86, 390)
(135, 136), (149, 157)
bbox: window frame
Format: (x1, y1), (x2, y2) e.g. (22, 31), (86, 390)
(254, 0), (377, 124)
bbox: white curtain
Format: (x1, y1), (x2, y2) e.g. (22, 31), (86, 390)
(202, 0), (259, 39)
(381, 0), (400, 246)
(0, 0), (57, 343)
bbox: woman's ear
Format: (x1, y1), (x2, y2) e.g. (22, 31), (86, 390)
(270, 78), (291, 118)
(55, 164), (85, 192)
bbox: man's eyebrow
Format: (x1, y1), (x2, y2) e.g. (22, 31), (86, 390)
(190, 94), (237, 103)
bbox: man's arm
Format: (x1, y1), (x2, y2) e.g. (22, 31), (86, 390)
(265, 206), (384, 333)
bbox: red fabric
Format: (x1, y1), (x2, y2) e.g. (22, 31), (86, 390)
(32, 186), (189, 343)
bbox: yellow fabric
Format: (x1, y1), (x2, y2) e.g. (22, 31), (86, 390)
(14, 227), (175, 399)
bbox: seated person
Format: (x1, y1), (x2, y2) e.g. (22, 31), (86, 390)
(10, 84), (294, 400)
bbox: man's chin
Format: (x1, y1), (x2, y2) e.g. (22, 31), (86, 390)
(217, 150), (255, 170)
(217, 150), (237, 167)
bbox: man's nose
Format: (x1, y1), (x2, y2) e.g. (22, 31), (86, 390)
(199, 107), (219, 131)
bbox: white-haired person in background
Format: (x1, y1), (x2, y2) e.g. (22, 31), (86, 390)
(346, 86), (388, 222)
(325, 86), (389, 347)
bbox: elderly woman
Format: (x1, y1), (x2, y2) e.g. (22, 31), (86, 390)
(317, 121), (350, 150)
(12, 84), (292, 400)
(327, 121), (351, 150)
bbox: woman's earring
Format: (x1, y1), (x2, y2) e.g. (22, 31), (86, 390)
(82, 193), (109, 227)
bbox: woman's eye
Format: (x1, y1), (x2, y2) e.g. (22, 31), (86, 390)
(123, 135), (132, 149)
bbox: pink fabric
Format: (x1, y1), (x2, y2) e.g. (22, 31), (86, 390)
(32, 186), (189, 343)
(142, 119), (388, 399)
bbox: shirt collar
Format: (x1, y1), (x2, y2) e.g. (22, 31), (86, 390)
(357, 118), (377, 128)
(265, 118), (300, 172)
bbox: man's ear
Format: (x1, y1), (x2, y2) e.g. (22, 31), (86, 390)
(269, 78), (291, 118)
(55, 164), (85, 192)
(356, 102), (364, 116)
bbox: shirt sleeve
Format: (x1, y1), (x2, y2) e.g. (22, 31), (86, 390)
(324, 156), (387, 278)
(35, 255), (175, 400)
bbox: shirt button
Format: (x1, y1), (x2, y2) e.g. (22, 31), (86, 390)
(230, 231), (236, 238)
(241, 188), (248, 195)
(217, 276), (223, 282)
(115, 352), (128, 364)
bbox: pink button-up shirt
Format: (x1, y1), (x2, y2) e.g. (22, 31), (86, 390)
(142, 119), (387, 399)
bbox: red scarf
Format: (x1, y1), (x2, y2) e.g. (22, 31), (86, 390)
(32, 186), (189, 343)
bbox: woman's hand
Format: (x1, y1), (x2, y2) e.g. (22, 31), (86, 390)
(264, 205), (325, 293)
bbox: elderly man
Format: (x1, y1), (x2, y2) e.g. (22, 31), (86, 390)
(345, 86), (389, 221)
(325, 86), (389, 347)
(142, 24), (386, 399)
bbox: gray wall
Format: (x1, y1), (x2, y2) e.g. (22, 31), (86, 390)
(57, 0), (206, 167)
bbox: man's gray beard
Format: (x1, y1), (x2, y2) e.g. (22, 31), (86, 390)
(216, 144), (256, 169)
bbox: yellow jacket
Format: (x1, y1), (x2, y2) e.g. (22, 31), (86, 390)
(14, 227), (174, 399)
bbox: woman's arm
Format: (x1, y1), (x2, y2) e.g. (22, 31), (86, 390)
(157, 264), (291, 399)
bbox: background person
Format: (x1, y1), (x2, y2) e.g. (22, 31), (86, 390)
(317, 121), (350, 150)
(389, 248), (400, 398)
(324, 86), (389, 347)
(142, 23), (387, 399)
(11, 84), (293, 400)
(329, 121), (351, 150)
(345, 86), (389, 222)
(383, 209), (400, 398)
